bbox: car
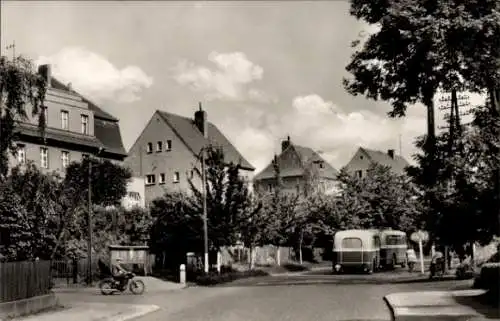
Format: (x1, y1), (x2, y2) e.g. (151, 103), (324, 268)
(472, 249), (499, 289)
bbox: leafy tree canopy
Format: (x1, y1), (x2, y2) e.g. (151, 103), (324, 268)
(0, 56), (47, 178)
(64, 157), (132, 207)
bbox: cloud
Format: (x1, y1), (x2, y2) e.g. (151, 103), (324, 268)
(173, 51), (275, 103)
(36, 47), (153, 103)
(223, 94), (429, 173)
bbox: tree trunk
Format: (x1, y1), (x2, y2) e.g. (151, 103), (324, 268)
(489, 87), (500, 238)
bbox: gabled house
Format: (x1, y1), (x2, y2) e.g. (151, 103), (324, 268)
(253, 137), (339, 196)
(9, 64), (127, 176)
(343, 147), (410, 178)
(124, 106), (255, 205)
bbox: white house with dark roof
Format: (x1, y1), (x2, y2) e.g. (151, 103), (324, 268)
(124, 105), (255, 205)
(253, 136), (339, 196)
(343, 147), (410, 178)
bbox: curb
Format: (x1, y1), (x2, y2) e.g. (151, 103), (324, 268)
(104, 304), (160, 321)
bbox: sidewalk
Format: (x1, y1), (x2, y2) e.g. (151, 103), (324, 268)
(10, 302), (160, 321)
(384, 289), (499, 321)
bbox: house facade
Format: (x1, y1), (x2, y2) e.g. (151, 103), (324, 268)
(124, 106), (255, 205)
(343, 147), (410, 178)
(253, 137), (339, 196)
(8, 64), (127, 176)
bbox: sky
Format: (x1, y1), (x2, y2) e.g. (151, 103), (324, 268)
(0, 1), (484, 174)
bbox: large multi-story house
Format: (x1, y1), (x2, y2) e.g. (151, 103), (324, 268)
(253, 137), (339, 196)
(8, 64), (127, 175)
(124, 106), (255, 205)
(343, 147), (410, 178)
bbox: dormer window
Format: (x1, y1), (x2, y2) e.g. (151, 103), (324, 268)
(146, 142), (153, 154)
(156, 141), (163, 152)
(166, 140), (172, 151)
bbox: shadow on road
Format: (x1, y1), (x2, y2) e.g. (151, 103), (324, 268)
(216, 277), (468, 288)
(453, 292), (500, 319)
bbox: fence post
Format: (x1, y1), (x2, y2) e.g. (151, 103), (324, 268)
(179, 264), (186, 285)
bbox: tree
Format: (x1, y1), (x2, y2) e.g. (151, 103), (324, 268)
(407, 105), (500, 257)
(0, 56), (47, 178)
(0, 162), (62, 261)
(344, 0), (500, 184)
(335, 164), (422, 232)
(64, 157), (132, 207)
(187, 145), (251, 251)
(149, 192), (202, 269)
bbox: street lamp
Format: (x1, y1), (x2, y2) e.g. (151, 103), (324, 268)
(87, 147), (104, 285)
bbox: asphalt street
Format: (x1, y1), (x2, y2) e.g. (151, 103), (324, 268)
(58, 274), (475, 321)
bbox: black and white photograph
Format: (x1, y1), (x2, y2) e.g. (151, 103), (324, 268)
(0, 1), (499, 320)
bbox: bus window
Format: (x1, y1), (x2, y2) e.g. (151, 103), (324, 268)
(387, 235), (405, 245)
(342, 237), (362, 249)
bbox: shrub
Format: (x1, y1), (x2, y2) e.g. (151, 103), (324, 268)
(194, 269), (269, 286)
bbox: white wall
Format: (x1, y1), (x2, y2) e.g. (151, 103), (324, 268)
(122, 177), (146, 209)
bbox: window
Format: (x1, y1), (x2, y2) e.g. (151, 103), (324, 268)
(81, 114), (89, 134)
(166, 140), (172, 151)
(145, 174), (156, 185)
(356, 170), (363, 178)
(189, 170), (194, 179)
(16, 144), (26, 164)
(159, 173), (166, 184)
(40, 147), (49, 169)
(60, 110), (69, 130)
(341, 237), (362, 249)
(360, 155), (364, 160)
(173, 171), (180, 183)
(268, 184), (273, 192)
(61, 151), (70, 168)
(156, 141), (163, 152)
(127, 192), (141, 201)
(319, 163), (324, 168)
(146, 142), (153, 154)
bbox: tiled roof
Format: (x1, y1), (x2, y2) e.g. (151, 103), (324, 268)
(15, 122), (103, 149)
(157, 111), (255, 171)
(254, 143), (338, 181)
(360, 147), (410, 173)
(48, 78), (126, 157)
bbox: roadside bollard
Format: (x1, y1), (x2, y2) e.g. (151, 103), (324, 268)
(180, 264), (186, 285)
(217, 252), (221, 274)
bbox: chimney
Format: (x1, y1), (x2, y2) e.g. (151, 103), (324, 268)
(194, 102), (207, 138)
(387, 149), (395, 159)
(38, 64), (52, 88)
(281, 136), (291, 152)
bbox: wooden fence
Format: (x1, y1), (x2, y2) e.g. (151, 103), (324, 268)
(0, 261), (52, 303)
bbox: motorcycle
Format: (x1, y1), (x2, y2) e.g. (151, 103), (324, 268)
(98, 272), (145, 295)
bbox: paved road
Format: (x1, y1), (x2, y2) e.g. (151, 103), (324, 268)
(57, 276), (476, 321)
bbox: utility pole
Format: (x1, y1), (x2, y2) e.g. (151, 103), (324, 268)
(200, 102), (209, 274)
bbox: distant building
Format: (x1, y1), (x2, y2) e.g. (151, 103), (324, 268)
(122, 177), (146, 209)
(124, 106), (255, 205)
(343, 147), (410, 178)
(253, 136), (339, 196)
(9, 64), (127, 176)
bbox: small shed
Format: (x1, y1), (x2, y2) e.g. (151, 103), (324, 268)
(108, 245), (151, 275)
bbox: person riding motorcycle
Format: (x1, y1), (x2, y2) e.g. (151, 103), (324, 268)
(111, 259), (129, 289)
